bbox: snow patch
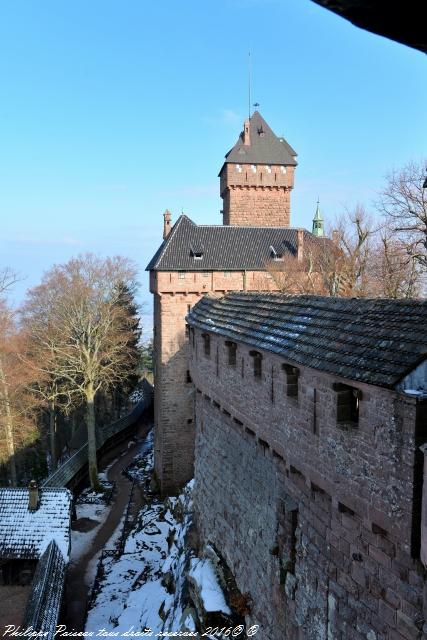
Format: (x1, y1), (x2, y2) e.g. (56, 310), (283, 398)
(189, 558), (231, 615)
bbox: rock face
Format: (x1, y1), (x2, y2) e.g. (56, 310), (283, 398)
(85, 437), (248, 637)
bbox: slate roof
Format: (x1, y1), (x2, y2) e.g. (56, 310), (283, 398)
(24, 541), (66, 639)
(187, 293), (427, 388)
(221, 111), (297, 169)
(146, 215), (322, 271)
(0, 487), (72, 560)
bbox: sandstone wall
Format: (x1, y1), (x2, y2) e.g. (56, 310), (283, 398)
(151, 272), (278, 494)
(190, 328), (427, 639)
(220, 163), (294, 227)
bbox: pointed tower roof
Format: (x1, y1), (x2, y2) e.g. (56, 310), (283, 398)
(221, 111), (297, 169)
(312, 200), (325, 237)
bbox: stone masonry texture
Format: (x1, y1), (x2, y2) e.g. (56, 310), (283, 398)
(220, 163), (294, 227)
(150, 270), (279, 494)
(190, 328), (427, 640)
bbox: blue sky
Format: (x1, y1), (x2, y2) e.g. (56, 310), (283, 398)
(0, 0), (426, 335)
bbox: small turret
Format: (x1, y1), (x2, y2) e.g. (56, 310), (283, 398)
(312, 200), (324, 237)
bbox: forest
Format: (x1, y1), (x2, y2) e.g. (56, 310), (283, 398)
(0, 254), (152, 490)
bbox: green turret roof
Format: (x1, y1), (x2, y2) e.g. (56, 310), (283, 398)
(312, 200), (324, 237)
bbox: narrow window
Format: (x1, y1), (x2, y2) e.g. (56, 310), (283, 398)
(225, 340), (237, 366)
(186, 370), (192, 384)
(249, 350), (263, 379)
(280, 496), (298, 576)
(202, 333), (211, 357)
(282, 364), (300, 398)
(185, 323), (189, 338)
(333, 383), (362, 425)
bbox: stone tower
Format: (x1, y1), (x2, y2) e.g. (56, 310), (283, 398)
(312, 199), (324, 237)
(219, 111), (297, 227)
(147, 112), (304, 495)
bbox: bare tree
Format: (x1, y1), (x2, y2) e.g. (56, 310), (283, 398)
(368, 232), (422, 299)
(268, 206), (376, 297)
(377, 160), (427, 269)
(0, 301), (39, 485)
(0, 267), (19, 297)
(22, 254), (140, 491)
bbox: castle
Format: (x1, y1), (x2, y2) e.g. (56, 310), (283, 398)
(147, 112), (427, 637)
(147, 111), (324, 494)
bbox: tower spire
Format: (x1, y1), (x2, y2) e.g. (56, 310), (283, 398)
(312, 199), (324, 237)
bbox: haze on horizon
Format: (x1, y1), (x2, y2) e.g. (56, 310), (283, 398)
(0, 0), (425, 335)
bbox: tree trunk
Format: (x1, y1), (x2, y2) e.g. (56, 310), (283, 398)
(49, 401), (57, 470)
(85, 383), (101, 492)
(0, 357), (17, 486)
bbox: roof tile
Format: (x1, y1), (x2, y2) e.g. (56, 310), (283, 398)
(187, 293), (427, 388)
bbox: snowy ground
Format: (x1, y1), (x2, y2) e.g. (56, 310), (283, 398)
(70, 469), (118, 585)
(85, 433), (232, 638)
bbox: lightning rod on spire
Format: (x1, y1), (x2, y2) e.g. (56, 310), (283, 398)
(248, 51), (251, 120)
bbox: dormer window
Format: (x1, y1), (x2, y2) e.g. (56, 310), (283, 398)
(251, 165), (257, 173)
(270, 245), (284, 261)
(190, 244), (204, 260)
(280, 166), (287, 174)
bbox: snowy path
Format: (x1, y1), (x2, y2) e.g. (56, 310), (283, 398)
(63, 418), (152, 631)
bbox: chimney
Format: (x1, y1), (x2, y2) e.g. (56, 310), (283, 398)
(163, 210), (172, 240)
(28, 480), (39, 511)
(297, 229), (304, 261)
(243, 119), (250, 146)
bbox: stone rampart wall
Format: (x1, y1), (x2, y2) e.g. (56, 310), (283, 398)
(190, 328), (427, 640)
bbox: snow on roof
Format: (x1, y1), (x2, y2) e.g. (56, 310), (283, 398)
(0, 487), (72, 561)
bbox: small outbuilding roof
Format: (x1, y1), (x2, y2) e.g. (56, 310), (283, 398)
(221, 111), (297, 169)
(187, 293), (427, 388)
(24, 540), (66, 639)
(0, 487), (72, 561)
(146, 215), (321, 272)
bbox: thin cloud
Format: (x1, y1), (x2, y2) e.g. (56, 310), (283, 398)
(202, 109), (242, 126)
